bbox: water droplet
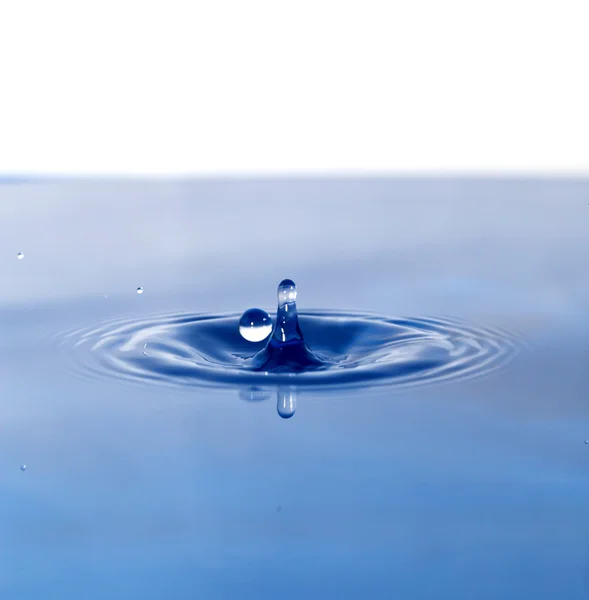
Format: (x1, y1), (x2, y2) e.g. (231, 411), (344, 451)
(584, 440), (588, 445)
(20, 464), (27, 471)
(136, 287), (144, 295)
(276, 505), (283, 513)
(277, 388), (296, 419)
(239, 308), (272, 342)
(17, 252), (24, 260)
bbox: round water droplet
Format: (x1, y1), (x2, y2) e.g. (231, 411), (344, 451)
(20, 464), (27, 471)
(584, 440), (588, 445)
(136, 287), (144, 295)
(17, 252), (24, 260)
(239, 308), (272, 342)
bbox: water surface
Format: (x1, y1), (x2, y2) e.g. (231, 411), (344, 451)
(1, 177), (589, 599)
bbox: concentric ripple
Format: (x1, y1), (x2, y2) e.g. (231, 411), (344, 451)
(59, 309), (522, 390)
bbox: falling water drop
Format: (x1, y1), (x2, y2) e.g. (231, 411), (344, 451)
(584, 440), (588, 445)
(277, 388), (296, 419)
(136, 287), (144, 295)
(17, 252), (24, 260)
(239, 308), (272, 342)
(20, 464), (27, 471)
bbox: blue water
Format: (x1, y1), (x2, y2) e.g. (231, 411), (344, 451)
(63, 308), (519, 392)
(1, 178), (589, 598)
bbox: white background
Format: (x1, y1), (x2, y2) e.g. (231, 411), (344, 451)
(0, 0), (587, 175)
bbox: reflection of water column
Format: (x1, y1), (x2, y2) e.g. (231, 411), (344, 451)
(238, 387), (271, 402)
(237, 386), (297, 419)
(277, 388), (296, 419)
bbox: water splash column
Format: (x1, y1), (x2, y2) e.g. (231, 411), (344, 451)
(273, 279), (304, 343)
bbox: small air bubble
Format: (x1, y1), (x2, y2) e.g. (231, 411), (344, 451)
(17, 252), (24, 260)
(584, 440), (588, 445)
(20, 464), (27, 471)
(136, 287), (144, 295)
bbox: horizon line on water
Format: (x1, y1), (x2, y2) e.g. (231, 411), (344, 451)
(1, 170), (589, 183)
